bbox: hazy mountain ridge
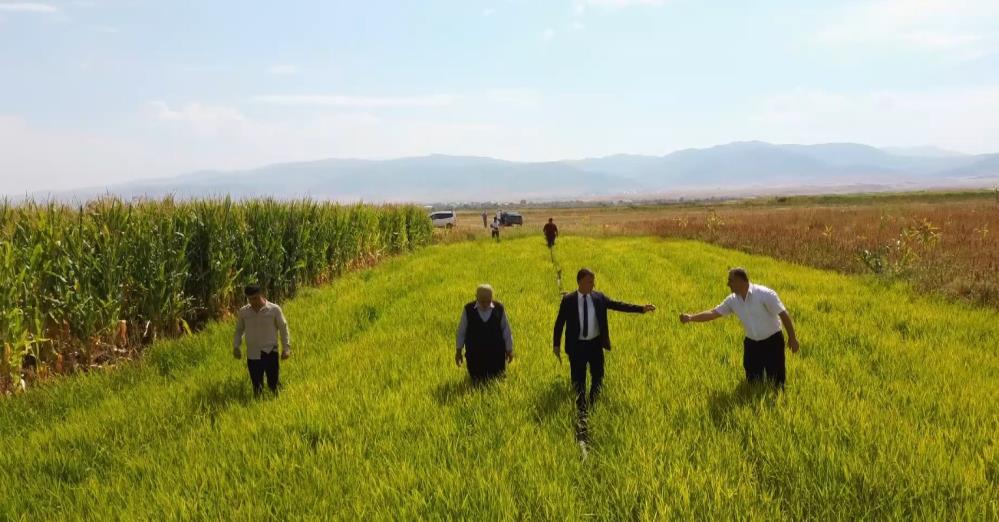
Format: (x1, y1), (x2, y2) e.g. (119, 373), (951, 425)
(31, 142), (999, 203)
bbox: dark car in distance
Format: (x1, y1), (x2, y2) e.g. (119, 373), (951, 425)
(498, 211), (523, 226)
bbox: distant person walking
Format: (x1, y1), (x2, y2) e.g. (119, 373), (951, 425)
(490, 217), (501, 240)
(679, 267), (799, 387)
(554, 268), (656, 411)
(543, 218), (559, 248)
(455, 284), (514, 382)
(233, 284), (292, 396)
(481, 211), (488, 228)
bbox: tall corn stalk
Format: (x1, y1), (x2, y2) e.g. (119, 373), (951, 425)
(0, 196), (433, 393)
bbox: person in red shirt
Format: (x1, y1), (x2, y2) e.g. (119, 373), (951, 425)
(543, 218), (559, 248)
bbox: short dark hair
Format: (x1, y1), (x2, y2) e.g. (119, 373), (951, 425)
(728, 267), (749, 282)
(577, 268), (595, 282)
(244, 284), (262, 297)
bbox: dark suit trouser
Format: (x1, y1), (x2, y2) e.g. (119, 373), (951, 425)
(247, 350), (280, 396)
(466, 345), (506, 383)
(568, 339), (604, 409)
(743, 331), (785, 386)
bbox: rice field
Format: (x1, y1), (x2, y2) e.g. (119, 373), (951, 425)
(449, 192), (999, 307)
(1, 235), (995, 519)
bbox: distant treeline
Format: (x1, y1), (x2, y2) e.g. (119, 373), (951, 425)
(429, 188), (999, 211)
(0, 197), (432, 389)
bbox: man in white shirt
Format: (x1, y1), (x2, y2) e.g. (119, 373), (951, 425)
(680, 267), (799, 387)
(233, 285), (292, 396)
(455, 284), (513, 382)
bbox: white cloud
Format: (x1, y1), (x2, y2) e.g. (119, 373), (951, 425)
(149, 100), (253, 138)
(266, 64), (298, 75)
(0, 2), (59, 13)
(482, 7), (495, 16)
(751, 86), (999, 154)
(249, 93), (456, 108)
(542, 28), (556, 41)
(816, 0), (999, 57)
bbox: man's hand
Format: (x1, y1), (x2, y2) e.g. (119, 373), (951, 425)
(788, 336), (800, 353)
(553, 346), (561, 363)
(506, 351), (514, 363)
(455, 351), (463, 367)
(281, 350), (291, 360)
(643, 304), (657, 313)
(680, 313), (692, 324)
(232, 348), (241, 359)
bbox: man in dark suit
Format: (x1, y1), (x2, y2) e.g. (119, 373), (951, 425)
(553, 268), (656, 411)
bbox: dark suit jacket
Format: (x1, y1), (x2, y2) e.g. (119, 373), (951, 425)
(554, 291), (645, 354)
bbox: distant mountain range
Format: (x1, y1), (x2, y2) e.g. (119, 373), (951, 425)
(35, 141), (999, 203)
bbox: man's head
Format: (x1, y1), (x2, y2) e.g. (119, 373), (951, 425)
(244, 284), (266, 308)
(475, 284), (494, 307)
(548, 218), (554, 224)
(727, 267), (750, 295)
(577, 268), (595, 294)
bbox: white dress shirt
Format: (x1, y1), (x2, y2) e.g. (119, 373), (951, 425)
(713, 283), (786, 341)
(233, 301), (292, 360)
(455, 302), (514, 354)
(577, 293), (600, 340)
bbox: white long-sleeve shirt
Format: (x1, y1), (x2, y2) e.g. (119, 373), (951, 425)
(233, 301), (292, 360)
(713, 284), (786, 341)
(455, 302), (514, 354)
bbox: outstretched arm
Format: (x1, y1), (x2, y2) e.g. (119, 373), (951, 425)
(680, 310), (722, 323)
(606, 296), (656, 314)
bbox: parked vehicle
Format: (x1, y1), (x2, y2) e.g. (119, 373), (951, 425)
(499, 211), (523, 226)
(429, 210), (457, 228)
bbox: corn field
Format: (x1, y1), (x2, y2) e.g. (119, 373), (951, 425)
(0, 197), (432, 393)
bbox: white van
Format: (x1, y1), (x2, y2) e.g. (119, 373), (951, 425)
(429, 210), (457, 228)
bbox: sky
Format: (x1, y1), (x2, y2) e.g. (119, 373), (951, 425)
(1, 0), (998, 194)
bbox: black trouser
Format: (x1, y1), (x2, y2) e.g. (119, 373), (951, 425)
(466, 344), (506, 383)
(568, 339), (604, 410)
(247, 350), (280, 395)
(743, 331), (785, 386)
(546, 236), (556, 248)
(491, 229), (499, 239)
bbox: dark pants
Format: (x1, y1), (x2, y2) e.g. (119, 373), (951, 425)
(546, 236), (556, 248)
(466, 345), (506, 383)
(568, 339), (604, 410)
(491, 230), (499, 239)
(247, 350), (280, 396)
(743, 331), (785, 386)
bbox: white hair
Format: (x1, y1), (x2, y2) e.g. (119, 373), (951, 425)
(476, 284), (494, 294)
